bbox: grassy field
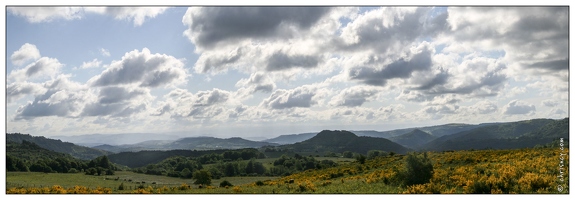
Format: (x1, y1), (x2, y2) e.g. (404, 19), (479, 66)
(6, 171), (278, 193)
(6, 147), (569, 194)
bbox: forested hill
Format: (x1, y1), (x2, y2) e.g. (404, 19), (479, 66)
(6, 133), (110, 160)
(388, 129), (436, 149)
(280, 130), (411, 155)
(420, 118), (569, 151)
(107, 148), (265, 168)
(7, 140), (78, 164)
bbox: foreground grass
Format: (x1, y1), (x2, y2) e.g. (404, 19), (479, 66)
(7, 147), (569, 194)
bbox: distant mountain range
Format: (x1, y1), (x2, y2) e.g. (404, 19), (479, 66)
(49, 133), (182, 146)
(7, 117), (568, 167)
(92, 136), (279, 153)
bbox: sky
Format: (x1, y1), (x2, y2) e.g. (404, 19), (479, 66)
(4, 5), (570, 139)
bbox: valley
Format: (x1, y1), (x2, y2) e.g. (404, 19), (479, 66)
(5, 117), (570, 194)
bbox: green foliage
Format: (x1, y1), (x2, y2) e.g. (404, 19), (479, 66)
(118, 182), (125, 190)
(68, 168), (79, 173)
(108, 149), (228, 168)
(356, 154), (366, 164)
(268, 154), (338, 176)
(180, 168), (193, 179)
(395, 152), (433, 187)
(255, 180), (265, 186)
(342, 151), (353, 158)
(367, 150), (388, 160)
(219, 180), (233, 187)
(324, 151), (337, 157)
(193, 169), (212, 185)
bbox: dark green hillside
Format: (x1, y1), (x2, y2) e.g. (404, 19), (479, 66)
(419, 123), (496, 137)
(6, 133), (110, 160)
(7, 140), (78, 164)
(351, 123), (491, 139)
(108, 148), (265, 168)
(388, 129), (436, 149)
(7, 141), (117, 174)
(108, 149), (219, 168)
(524, 117), (569, 139)
(421, 118), (566, 151)
(282, 130), (410, 155)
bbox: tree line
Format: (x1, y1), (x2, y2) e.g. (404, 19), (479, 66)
(7, 140), (116, 175)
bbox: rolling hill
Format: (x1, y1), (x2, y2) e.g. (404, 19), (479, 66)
(388, 129), (436, 149)
(7, 140), (80, 164)
(280, 130), (411, 155)
(108, 149), (237, 168)
(92, 136), (279, 153)
(420, 118), (568, 151)
(6, 133), (110, 160)
(49, 132), (181, 146)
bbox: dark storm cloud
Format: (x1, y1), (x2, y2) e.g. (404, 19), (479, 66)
(266, 52), (322, 71)
(503, 100), (536, 115)
(183, 7), (332, 50)
(349, 48), (433, 86)
(90, 48), (186, 88)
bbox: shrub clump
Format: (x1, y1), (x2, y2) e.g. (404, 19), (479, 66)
(394, 152), (434, 187)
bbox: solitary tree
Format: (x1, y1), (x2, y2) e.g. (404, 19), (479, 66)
(342, 151), (353, 158)
(180, 168), (193, 179)
(398, 152), (434, 186)
(193, 169), (212, 185)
